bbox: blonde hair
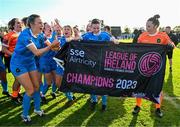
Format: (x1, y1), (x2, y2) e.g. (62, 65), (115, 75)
(63, 25), (73, 36)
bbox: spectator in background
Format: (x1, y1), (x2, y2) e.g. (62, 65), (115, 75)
(176, 32), (180, 42)
(104, 25), (119, 44)
(73, 25), (81, 40)
(81, 22), (92, 39)
(86, 22), (92, 32)
(132, 27), (145, 43)
(21, 17), (28, 28)
(0, 29), (5, 42)
(165, 26), (179, 72)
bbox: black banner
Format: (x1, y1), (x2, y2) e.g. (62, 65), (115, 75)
(55, 41), (167, 103)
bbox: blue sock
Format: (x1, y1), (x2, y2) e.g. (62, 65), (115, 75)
(1, 81), (8, 92)
(91, 94), (98, 103)
(22, 93), (31, 117)
(102, 95), (107, 105)
(52, 82), (57, 93)
(42, 78), (48, 95)
(65, 92), (73, 101)
(39, 82), (43, 93)
(33, 91), (41, 111)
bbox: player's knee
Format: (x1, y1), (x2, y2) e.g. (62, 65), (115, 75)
(34, 85), (40, 91)
(26, 89), (35, 96)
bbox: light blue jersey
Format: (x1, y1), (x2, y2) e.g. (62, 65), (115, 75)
(11, 28), (43, 66)
(39, 31), (57, 73)
(58, 36), (66, 47)
(10, 28), (44, 76)
(56, 35), (67, 76)
(82, 31), (111, 41)
(82, 30), (110, 107)
(40, 31), (57, 59)
(34, 33), (46, 72)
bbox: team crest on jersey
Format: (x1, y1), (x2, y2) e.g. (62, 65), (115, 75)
(157, 38), (161, 43)
(16, 68), (20, 73)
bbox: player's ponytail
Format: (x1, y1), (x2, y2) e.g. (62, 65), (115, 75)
(27, 14), (40, 28)
(148, 14), (160, 27)
(8, 18), (18, 30)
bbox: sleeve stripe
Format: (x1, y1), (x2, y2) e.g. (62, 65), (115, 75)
(26, 42), (38, 50)
(2, 43), (9, 47)
(26, 43), (34, 47)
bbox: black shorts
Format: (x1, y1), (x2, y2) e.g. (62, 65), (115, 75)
(166, 50), (173, 59)
(4, 56), (11, 73)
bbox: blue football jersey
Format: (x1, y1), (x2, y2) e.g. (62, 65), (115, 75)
(11, 28), (44, 66)
(58, 36), (67, 47)
(82, 31), (111, 41)
(40, 31), (57, 61)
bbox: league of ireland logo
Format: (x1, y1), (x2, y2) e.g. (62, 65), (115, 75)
(138, 52), (162, 77)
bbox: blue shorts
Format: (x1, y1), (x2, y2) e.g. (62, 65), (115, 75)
(10, 62), (37, 77)
(56, 65), (64, 76)
(39, 60), (57, 73)
(35, 57), (41, 72)
(0, 56), (5, 72)
(36, 63), (41, 72)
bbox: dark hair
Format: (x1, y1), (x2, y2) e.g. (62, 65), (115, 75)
(43, 22), (48, 26)
(104, 25), (111, 32)
(166, 26), (171, 29)
(8, 18), (18, 30)
(73, 25), (78, 29)
(22, 17), (28, 26)
(73, 25), (79, 31)
(43, 22), (48, 33)
(27, 14), (40, 28)
(91, 18), (100, 25)
(147, 14), (160, 27)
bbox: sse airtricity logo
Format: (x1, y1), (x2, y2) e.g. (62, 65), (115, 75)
(138, 52), (162, 77)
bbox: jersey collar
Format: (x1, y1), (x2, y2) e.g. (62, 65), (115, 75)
(148, 31), (158, 36)
(30, 29), (38, 38)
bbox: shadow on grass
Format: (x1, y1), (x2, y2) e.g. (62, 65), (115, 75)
(56, 98), (93, 126)
(29, 94), (85, 126)
(0, 99), (22, 126)
(0, 93), (68, 126)
(149, 100), (180, 127)
(129, 114), (138, 127)
(163, 72), (174, 96)
(41, 93), (67, 106)
(0, 99), (21, 114)
(150, 72), (180, 127)
(85, 97), (126, 126)
(0, 95), (12, 105)
(43, 97), (67, 112)
(163, 69), (180, 105)
(56, 96), (126, 126)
